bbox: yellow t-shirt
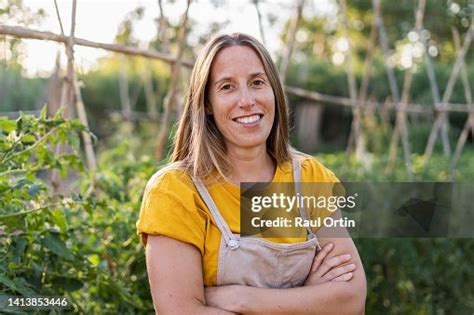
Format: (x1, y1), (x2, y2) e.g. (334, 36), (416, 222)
(136, 156), (339, 286)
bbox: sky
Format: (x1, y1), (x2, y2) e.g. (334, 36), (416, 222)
(13, 0), (336, 77)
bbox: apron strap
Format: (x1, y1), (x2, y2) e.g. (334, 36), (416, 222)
(292, 159), (321, 249)
(193, 179), (239, 248)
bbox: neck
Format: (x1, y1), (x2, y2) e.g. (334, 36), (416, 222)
(227, 145), (275, 184)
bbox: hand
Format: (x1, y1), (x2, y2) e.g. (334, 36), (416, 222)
(304, 242), (356, 285)
(205, 285), (243, 313)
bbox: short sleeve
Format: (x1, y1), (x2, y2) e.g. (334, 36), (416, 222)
(301, 157), (339, 183)
(136, 171), (207, 255)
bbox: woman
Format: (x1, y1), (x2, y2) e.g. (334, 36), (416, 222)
(137, 33), (366, 314)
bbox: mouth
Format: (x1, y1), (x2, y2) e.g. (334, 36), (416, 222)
(232, 114), (264, 125)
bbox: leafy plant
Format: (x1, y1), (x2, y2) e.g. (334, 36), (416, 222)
(0, 109), (156, 313)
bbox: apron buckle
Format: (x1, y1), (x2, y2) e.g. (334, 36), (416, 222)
(228, 239), (240, 250)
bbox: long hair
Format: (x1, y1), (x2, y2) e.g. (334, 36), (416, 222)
(171, 33), (291, 180)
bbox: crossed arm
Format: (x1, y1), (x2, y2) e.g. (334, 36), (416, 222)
(146, 216), (366, 314)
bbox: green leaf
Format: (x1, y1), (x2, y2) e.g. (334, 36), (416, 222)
(0, 274), (36, 295)
(40, 234), (74, 260)
(40, 105), (47, 120)
(20, 134), (35, 144)
(49, 276), (83, 292)
(13, 178), (31, 190)
(88, 254), (100, 267)
(16, 116), (23, 131)
(49, 209), (67, 233)
(28, 184), (41, 197)
(0, 118), (16, 133)
(12, 237), (28, 263)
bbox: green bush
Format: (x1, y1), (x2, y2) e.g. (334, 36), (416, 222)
(0, 110), (156, 313)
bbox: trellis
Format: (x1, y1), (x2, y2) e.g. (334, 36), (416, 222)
(0, 0), (473, 180)
(276, 0), (473, 179)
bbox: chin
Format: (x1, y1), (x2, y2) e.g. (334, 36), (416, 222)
(234, 136), (268, 148)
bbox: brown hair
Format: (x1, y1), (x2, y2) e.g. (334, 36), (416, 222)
(171, 33), (291, 180)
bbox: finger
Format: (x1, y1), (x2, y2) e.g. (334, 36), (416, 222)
(310, 243), (334, 273)
(331, 272), (354, 282)
(315, 253), (352, 277)
(323, 263), (356, 281)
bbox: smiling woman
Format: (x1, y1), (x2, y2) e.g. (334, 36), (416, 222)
(208, 45), (275, 155)
(136, 33), (366, 314)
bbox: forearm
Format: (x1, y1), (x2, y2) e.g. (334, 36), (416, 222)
(156, 301), (238, 314)
(237, 281), (365, 315)
(194, 304), (239, 315)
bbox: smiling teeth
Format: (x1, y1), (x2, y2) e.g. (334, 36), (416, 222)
(235, 115), (261, 124)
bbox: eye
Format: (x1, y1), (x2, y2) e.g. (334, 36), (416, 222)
(220, 84), (233, 91)
(252, 79), (265, 87)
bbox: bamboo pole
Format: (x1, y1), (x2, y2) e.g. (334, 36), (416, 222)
(358, 0), (379, 109)
(141, 65), (159, 121)
(452, 28), (473, 107)
(284, 86), (473, 113)
(449, 27), (474, 179)
(373, 0), (400, 107)
(118, 56), (132, 121)
(0, 25), (194, 68)
(253, 0), (266, 45)
(386, 0), (427, 178)
(64, 1), (76, 116)
(155, 0), (191, 159)
(54, 0), (96, 172)
(138, 0), (169, 122)
(51, 0), (72, 192)
(340, 0), (364, 159)
(67, 1), (96, 171)
(72, 72), (97, 171)
(279, 0), (304, 84)
(356, 1), (379, 154)
(422, 24), (450, 155)
(424, 23), (474, 160)
(157, 0), (170, 53)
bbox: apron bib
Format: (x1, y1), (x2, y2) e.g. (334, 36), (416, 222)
(193, 159), (322, 288)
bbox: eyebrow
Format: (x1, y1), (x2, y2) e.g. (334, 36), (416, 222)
(213, 72), (267, 87)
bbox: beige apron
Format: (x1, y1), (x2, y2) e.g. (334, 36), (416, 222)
(193, 159), (322, 288)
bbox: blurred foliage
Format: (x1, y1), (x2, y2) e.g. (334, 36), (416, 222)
(316, 151), (474, 314)
(0, 110), (157, 313)
(0, 63), (48, 112)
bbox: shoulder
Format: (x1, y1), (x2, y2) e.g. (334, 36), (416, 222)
(143, 162), (195, 197)
(291, 150), (339, 182)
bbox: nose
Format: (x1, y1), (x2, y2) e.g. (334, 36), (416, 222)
(238, 86), (255, 110)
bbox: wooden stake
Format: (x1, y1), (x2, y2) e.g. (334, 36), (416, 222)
(449, 27), (474, 179)
(340, 0), (364, 159)
(253, 0), (266, 45)
(0, 25), (194, 68)
(279, 0), (304, 84)
(424, 23), (474, 160)
(422, 23), (450, 155)
(373, 0), (400, 107)
(118, 56), (132, 121)
(155, 0), (191, 159)
(386, 0), (426, 179)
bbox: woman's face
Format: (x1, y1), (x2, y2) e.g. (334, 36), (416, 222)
(208, 45), (275, 153)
